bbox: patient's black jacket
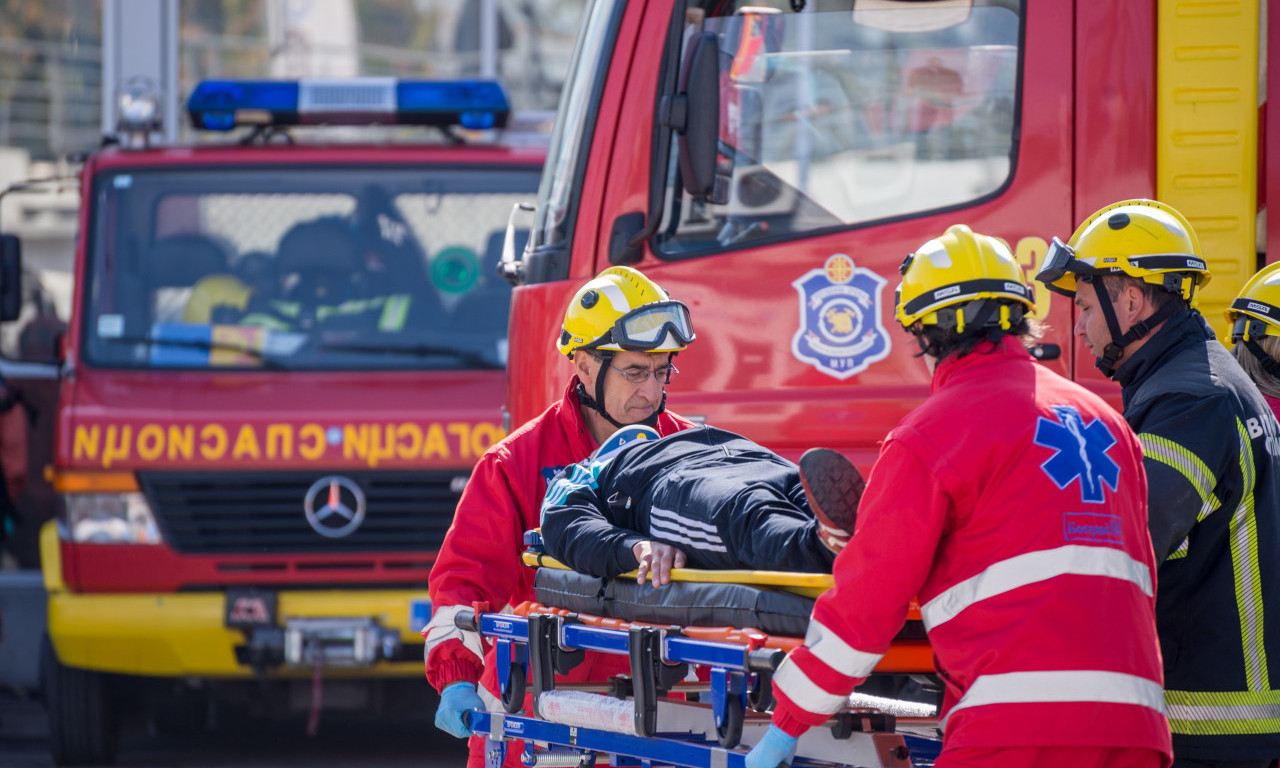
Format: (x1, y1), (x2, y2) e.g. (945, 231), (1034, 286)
(540, 426), (834, 576)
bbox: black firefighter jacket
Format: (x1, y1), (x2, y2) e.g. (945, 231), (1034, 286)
(1114, 309), (1280, 760)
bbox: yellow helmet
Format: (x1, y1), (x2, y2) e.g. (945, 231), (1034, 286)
(895, 224), (1035, 331)
(182, 274), (250, 323)
(1036, 199), (1210, 304)
(1227, 262), (1280, 343)
(558, 266), (695, 357)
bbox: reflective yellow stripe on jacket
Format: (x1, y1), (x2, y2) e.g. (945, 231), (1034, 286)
(1139, 432), (1221, 560)
(1140, 420), (1272, 736)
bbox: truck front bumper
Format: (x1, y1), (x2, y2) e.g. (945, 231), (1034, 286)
(42, 524), (429, 678)
(46, 589), (429, 677)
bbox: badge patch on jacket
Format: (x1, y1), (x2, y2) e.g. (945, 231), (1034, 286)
(1062, 512), (1124, 545)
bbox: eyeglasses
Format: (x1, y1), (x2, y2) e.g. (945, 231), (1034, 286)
(609, 363), (679, 385)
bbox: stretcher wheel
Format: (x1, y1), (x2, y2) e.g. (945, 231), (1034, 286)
(503, 662), (527, 713)
(716, 695), (744, 748)
(748, 672), (774, 712)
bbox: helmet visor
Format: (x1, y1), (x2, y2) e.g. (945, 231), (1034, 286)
(1035, 237), (1087, 297)
(613, 301), (696, 350)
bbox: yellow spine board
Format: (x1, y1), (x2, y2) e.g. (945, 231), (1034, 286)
(522, 551), (834, 597)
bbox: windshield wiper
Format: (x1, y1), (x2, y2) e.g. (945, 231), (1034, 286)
(110, 335), (287, 370)
(317, 342), (499, 369)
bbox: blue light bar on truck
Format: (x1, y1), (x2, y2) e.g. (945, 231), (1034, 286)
(187, 78), (511, 132)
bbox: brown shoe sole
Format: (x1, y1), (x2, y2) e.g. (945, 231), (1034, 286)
(799, 448), (864, 536)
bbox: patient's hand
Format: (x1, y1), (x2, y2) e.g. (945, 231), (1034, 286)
(632, 540), (687, 587)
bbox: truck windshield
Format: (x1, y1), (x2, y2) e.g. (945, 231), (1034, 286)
(82, 165), (539, 371)
(657, 1), (1021, 255)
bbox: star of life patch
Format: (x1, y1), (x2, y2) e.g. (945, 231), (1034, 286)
(1034, 405), (1121, 504)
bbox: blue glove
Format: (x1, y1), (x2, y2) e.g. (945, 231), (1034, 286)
(745, 724), (799, 768)
(434, 681), (485, 739)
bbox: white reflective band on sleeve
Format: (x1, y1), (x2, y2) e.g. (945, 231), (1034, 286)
(802, 618), (884, 679)
(922, 545), (1153, 630)
(423, 603), (488, 663)
(773, 656), (855, 715)
(941, 670), (1165, 728)
(477, 683), (503, 713)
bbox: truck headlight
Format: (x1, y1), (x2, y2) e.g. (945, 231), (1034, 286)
(64, 493), (162, 544)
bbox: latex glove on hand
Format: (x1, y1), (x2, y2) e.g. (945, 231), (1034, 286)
(745, 724), (799, 768)
(434, 681), (485, 739)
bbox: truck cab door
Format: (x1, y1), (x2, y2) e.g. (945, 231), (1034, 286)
(583, 1), (1081, 462)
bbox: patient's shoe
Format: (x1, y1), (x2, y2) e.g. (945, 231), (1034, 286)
(593, 425), (660, 463)
(799, 448), (864, 553)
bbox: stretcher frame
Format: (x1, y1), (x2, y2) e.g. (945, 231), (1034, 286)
(456, 602), (941, 768)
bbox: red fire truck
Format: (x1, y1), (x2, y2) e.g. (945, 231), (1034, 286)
(503, 0), (1271, 471)
(1, 78), (543, 765)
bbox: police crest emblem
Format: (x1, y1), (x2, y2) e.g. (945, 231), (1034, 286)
(791, 254), (890, 379)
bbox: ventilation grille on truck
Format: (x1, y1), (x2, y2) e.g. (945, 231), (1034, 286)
(138, 470), (467, 554)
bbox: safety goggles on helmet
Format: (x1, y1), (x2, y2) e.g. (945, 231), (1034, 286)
(584, 300), (696, 352)
(1035, 237), (1096, 297)
(1037, 237), (1209, 299)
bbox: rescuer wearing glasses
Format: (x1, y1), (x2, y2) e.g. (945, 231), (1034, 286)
(424, 266), (700, 766)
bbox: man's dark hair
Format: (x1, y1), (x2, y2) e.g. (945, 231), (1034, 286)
(1096, 273), (1188, 315)
(912, 301), (1041, 361)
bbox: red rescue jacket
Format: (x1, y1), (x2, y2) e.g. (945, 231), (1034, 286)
(770, 337), (1170, 762)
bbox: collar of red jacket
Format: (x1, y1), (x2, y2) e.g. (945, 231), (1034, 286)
(931, 334), (1031, 394)
(558, 375), (600, 453)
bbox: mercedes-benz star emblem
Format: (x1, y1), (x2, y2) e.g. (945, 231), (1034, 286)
(303, 476), (367, 538)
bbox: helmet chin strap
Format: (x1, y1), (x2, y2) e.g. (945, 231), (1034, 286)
(576, 350), (667, 431)
(1244, 337), (1280, 378)
(1087, 276), (1181, 378)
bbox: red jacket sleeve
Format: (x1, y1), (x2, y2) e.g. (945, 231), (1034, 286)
(771, 436), (948, 736)
(424, 445), (533, 690)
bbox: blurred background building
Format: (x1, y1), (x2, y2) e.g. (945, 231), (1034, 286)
(0, 0), (584, 363)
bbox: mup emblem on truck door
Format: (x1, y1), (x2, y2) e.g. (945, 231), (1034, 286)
(304, 475), (367, 538)
(792, 254), (890, 380)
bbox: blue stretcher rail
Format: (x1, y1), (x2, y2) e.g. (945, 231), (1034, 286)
(454, 607), (939, 768)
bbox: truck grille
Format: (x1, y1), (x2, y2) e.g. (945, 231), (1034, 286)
(138, 470), (467, 555)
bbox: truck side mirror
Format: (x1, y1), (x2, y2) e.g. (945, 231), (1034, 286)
(0, 235), (23, 322)
(659, 32), (721, 199)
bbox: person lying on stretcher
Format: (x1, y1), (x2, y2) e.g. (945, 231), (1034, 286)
(539, 423), (862, 586)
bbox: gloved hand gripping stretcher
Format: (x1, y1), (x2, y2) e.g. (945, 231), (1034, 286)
(453, 532), (942, 768)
